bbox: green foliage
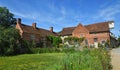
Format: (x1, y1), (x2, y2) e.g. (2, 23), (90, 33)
(30, 48), (62, 54)
(64, 36), (84, 45)
(59, 48), (112, 70)
(30, 47), (75, 54)
(0, 6), (19, 55)
(118, 36), (120, 41)
(118, 36), (120, 45)
(98, 41), (111, 49)
(62, 48), (75, 53)
(20, 40), (36, 54)
(36, 41), (44, 47)
(47, 35), (62, 47)
(0, 27), (21, 55)
(0, 7), (16, 28)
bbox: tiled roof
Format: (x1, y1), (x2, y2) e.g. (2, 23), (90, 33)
(85, 21), (110, 33)
(59, 27), (76, 36)
(19, 24), (58, 36)
(72, 24), (89, 33)
(59, 21), (112, 36)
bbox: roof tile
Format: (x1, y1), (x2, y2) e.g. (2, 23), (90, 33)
(59, 21), (112, 35)
(19, 24), (58, 36)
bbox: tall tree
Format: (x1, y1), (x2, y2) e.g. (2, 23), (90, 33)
(0, 27), (21, 55)
(0, 7), (16, 28)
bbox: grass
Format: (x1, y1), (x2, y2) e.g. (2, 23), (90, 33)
(0, 53), (64, 70)
(0, 48), (112, 70)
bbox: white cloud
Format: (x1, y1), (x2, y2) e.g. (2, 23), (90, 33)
(11, 11), (26, 18)
(94, 1), (120, 20)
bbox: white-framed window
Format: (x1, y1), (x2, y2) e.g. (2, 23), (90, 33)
(30, 34), (35, 40)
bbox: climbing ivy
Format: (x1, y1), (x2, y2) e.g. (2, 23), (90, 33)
(64, 36), (84, 45)
(47, 35), (62, 48)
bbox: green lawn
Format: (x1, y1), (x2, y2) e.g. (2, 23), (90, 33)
(0, 53), (64, 70)
(0, 48), (111, 70)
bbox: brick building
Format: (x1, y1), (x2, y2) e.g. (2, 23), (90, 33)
(16, 18), (57, 47)
(59, 21), (117, 48)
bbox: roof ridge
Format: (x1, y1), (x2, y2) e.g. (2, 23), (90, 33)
(85, 21), (113, 26)
(21, 23), (33, 27)
(63, 26), (76, 29)
(73, 23), (89, 33)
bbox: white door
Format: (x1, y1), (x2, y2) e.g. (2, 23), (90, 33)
(94, 38), (98, 48)
(94, 42), (98, 48)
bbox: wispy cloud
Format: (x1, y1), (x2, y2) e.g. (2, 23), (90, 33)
(93, 1), (120, 37)
(93, 1), (120, 21)
(11, 11), (26, 18)
(10, 1), (68, 25)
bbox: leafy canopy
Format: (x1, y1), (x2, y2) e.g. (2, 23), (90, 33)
(0, 7), (16, 28)
(0, 27), (21, 55)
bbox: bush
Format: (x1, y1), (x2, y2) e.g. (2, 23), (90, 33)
(29, 48), (62, 54)
(20, 40), (36, 54)
(64, 37), (84, 47)
(62, 48), (75, 53)
(0, 27), (21, 56)
(47, 35), (62, 48)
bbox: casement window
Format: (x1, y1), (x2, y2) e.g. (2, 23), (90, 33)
(30, 34), (35, 40)
(40, 37), (46, 41)
(94, 38), (98, 42)
(101, 40), (106, 44)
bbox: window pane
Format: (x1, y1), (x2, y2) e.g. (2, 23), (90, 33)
(94, 38), (98, 42)
(30, 35), (35, 40)
(101, 40), (105, 44)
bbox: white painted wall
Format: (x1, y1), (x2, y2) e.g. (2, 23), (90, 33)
(109, 22), (114, 29)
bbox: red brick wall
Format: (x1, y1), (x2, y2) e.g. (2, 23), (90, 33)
(87, 32), (110, 45)
(16, 23), (41, 42)
(22, 32), (40, 42)
(72, 24), (89, 38)
(72, 24), (110, 46)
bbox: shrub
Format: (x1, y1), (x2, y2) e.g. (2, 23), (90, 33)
(30, 48), (62, 54)
(47, 35), (62, 48)
(64, 37), (84, 47)
(20, 40), (36, 54)
(0, 27), (21, 55)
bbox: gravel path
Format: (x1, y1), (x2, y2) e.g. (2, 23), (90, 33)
(111, 48), (120, 70)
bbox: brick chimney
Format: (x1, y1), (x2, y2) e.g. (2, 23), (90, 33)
(32, 23), (36, 29)
(50, 27), (53, 32)
(17, 18), (21, 24)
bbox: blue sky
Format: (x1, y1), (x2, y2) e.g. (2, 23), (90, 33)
(0, 0), (120, 37)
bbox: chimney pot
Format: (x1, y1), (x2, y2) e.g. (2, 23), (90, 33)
(17, 18), (21, 24)
(32, 23), (36, 29)
(50, 27), (53, 32)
